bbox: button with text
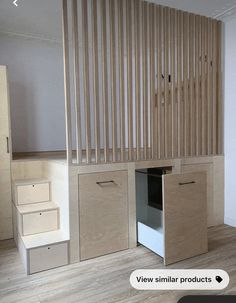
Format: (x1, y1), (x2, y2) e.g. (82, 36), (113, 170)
(130, 269), (229, 290)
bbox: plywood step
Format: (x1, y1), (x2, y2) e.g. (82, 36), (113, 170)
(16, 201), (59, 236)
(18, 230), (69, 275)
(14, 179), (50, 205)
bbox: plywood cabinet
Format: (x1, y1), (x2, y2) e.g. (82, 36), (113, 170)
(163, 172), (208, 265)
(79, 170), (129, 261)
(0, 65), (12, 240)
(136, 169), (208, 265)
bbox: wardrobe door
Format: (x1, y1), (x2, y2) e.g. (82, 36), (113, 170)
(0, 65), (12, 240)
(79, 170), (129, 260)
(163, 171), (208, 265)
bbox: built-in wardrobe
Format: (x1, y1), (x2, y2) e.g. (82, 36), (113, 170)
(7, 0), (224, 274)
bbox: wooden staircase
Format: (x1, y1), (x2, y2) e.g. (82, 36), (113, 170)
(13, 179), (69, 275)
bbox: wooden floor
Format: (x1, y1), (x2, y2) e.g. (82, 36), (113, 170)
(0, 225), (236, 303)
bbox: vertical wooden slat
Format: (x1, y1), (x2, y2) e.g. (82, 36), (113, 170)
(189, 14), (194, 156)
(195, 15), (200, 156)
(163, 7), (169, 158)
(156, 5), (162, 159)
(109, 0), (117, 162)
(92, 0), (100, 163)
(62, 0), (72, 164)
(205, 17), (209, 155)
(152, 6), (157, 159)
(208, 19), (213, 155)
(201, 16), (206, 155)
(101, 0), (109, 162)
(82, 0), (91, 163)
(134, 0), (141, 160)
(217, 21), (223, 154)
(177, 10), (182, 157)
(126, 0), (133, 161)
(183, 12), (189, 157)
(150, 4), (155, 159)
(118, 0), (125, 162)
(72, 0), (82, 164)
(142, 2), (148, 160)
(212, 20), (217, 155)
(170, 9), (176, 158)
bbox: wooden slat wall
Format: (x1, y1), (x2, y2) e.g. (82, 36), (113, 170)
(63, 0), (223, 165)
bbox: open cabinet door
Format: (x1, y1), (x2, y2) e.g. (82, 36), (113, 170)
(163, 171), (208, 265)
(0, 65), (12, 240)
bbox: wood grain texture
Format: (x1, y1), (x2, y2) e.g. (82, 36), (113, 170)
(1, 225), (236, 303)
(72, 0), (82, 164)
(163, 171), (208, 265)
(62, 0), (72, 164)
(79, 171), (129, 260)
(16, 182), (50, 205)
(0, 66), (12, 240)
(62, 1), (223, 163)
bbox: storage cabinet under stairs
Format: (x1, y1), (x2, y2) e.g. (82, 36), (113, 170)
(13, 179), (69, 275)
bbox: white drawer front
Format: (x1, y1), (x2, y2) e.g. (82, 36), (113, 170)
(22, 210), (59, 236)
(138, 222), (164, 258)
(29, 242), (68, 274)
(17, 183), (50, 205)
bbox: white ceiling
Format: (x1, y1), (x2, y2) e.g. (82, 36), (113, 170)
(0, 0), (236, 41)
(151, 0), (236, 19)
(0, 0), (62, 41)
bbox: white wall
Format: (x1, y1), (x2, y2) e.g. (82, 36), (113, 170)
(0, 33), (66, 152)
(224, 16), (236, 227)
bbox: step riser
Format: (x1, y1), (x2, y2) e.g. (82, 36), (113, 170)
(18, 234), (69, 275)
(17, 209), (59, 236)
(14, 181), (50, 205)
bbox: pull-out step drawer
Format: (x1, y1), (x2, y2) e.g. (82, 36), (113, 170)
(17, 202), (59, 236)
(29, 242), (68, 274)
(14, 180), (50, 205)
(18, 231), (69, 275)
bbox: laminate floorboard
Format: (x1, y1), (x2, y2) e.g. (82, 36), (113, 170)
(0, 225), (236, 303)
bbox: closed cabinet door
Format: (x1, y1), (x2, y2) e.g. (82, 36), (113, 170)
(163, 171), (208, 265)
(79, 171), (129, 261)
(0, 66), (12, 240)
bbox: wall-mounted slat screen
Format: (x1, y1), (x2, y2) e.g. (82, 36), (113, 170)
(62, 0), (223, 165)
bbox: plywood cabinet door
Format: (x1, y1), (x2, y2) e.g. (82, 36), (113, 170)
(163, 171), (208, 265)
(79, 171), (129, 261)
(0, 66), (12, 240)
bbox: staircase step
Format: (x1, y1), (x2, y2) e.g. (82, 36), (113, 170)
(14, 179), (50, 205)
(18, 230), (69, 274)
(16, 201), (59, 236)
(21, 230), (69, 249)
(17, 201), (59, 214)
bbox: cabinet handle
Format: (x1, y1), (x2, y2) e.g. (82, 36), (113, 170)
(6, 137), (9, 153)
(179, 181), (196, 186)
(96, 180), (117, 187)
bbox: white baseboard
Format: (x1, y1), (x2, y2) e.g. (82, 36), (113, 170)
(224, 217), (236, 228)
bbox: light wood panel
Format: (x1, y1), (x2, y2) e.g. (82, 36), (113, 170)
(163, 171), (208, 265)
(1, 225), (236, 302)
(62, 0), (223, 165)
(0, 65), (12, 240)
(79, 171), (129, 260)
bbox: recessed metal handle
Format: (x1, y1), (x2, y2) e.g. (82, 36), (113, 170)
(6, 137), (9, 153)
(96, 180), (117, 187)
(179, 181), (196, 186)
